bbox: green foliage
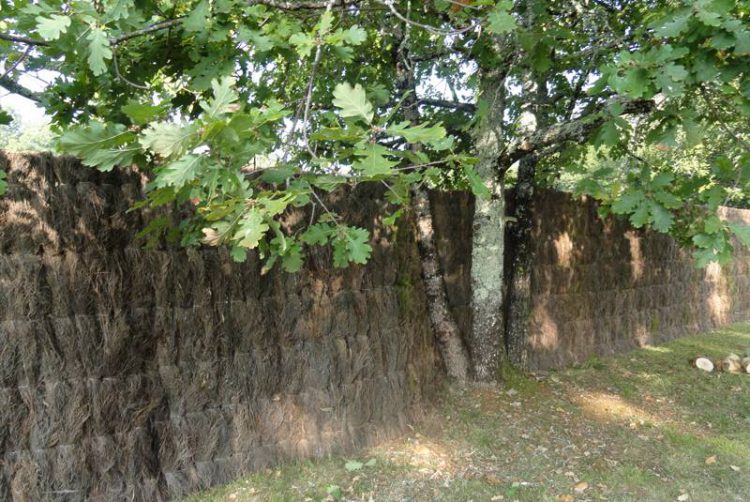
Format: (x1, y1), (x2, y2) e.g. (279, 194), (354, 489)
(542, 0), (750, 267)
(343, 458), (376, 472)
(58, 122), (138, 171)
(333, 227), (372, 267)
(0, 109), (12, 126)
(53, 70), (461, 271)
(609, 172), (677, 233)
(35, 14), (70, 41)
(86, 29), (112, 76)
(565, 135), (750, 267)
(3, 0), (749, 271)
(332, 83), (374, 124)
(139, 123), (199, 159)
(154, 155), (206, 190)
(121, 102), (167, 125)
(352, 144), (398, 176)
(486, 1), (516, 34)
(233, 209), (268, 249)
(325, 484), (342, 501)
(386, 121), (449, 147)
(200, 77), (239, 118)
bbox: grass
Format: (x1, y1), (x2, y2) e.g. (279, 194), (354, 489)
(184, 323), (750, 502)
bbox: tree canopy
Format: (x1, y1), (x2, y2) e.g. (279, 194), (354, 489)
(1, 0), (749, 269)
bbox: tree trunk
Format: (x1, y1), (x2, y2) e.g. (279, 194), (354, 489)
(503, 156), (536, 368)
(392, 27), (470, 381)
(413, 187), (469, 381)
(503, 18), (544, 368)
(468, 71), (507, 382)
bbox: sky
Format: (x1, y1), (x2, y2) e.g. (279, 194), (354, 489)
(0, 72), (50, 127)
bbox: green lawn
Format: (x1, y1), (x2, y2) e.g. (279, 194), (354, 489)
(185, 323), (750, 502)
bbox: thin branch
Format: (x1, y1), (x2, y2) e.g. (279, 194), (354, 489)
(715, 119), (750, 154)
(624, 148), (652, 167)
(418, 98), (475, 113)
(0, 75), (42, 102)
(700, 86), (750, 154)
(3, 18), (183, 49)
(381, 180), (405, 203)
(0, 33), (50, 47)
(377, 0), (478, 36)
(443, 0), (483, 10)
(0, 45), (32, 82)
(563, 68), (591, 122)
(0, 0), (364, 53)
(410, 44), (473, 62)
(111, 45), (149, 89)
(2, 0), (363, 51)
(497, 97), (654, 168)
(591, 0), (618, 13)
(563, 36), (629, 61)
(2, 19), (185, 51)
(301, 0), (336, 159)
(111, 18), (185, 45)
(310, 188), (343, 228)
(391, 159), (449, 171)
(308, 201), (317, 227)
(248, 0), (359, 9)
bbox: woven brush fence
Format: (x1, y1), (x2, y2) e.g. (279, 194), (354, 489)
(526, 189), (750, 369)
(0, 152), (441, 501)
(4, 151), (750, 500)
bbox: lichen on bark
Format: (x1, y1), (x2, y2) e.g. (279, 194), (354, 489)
(468, 69), (507, 382)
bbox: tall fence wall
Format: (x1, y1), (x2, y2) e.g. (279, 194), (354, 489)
(525, 190), (750, 369)
(0, 153), (441, 501)
(3, 154), (750, 500)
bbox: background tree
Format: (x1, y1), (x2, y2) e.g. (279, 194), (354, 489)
(1, 0), (749, 381)
(0, 109), (53, 151)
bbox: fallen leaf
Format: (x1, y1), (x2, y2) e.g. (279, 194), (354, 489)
(483, 474), (502, 486)
(730, 465), (740, 472)
(557, 495), (575, 502)
(574, 481), (589, 493)
(705, 455), (717, 465)
(677, 494), (689, 501)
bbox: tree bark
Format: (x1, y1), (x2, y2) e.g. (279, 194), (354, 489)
(413, 187), (469, 381)
(502, 52), (541, 369)
(393, 25), (470, 381)
(503, 156), (536, 368)
(468, 70), (507, 382)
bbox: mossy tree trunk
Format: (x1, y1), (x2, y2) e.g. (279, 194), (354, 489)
(469, 5), (544, 378)
(468, 69), (507, 382)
